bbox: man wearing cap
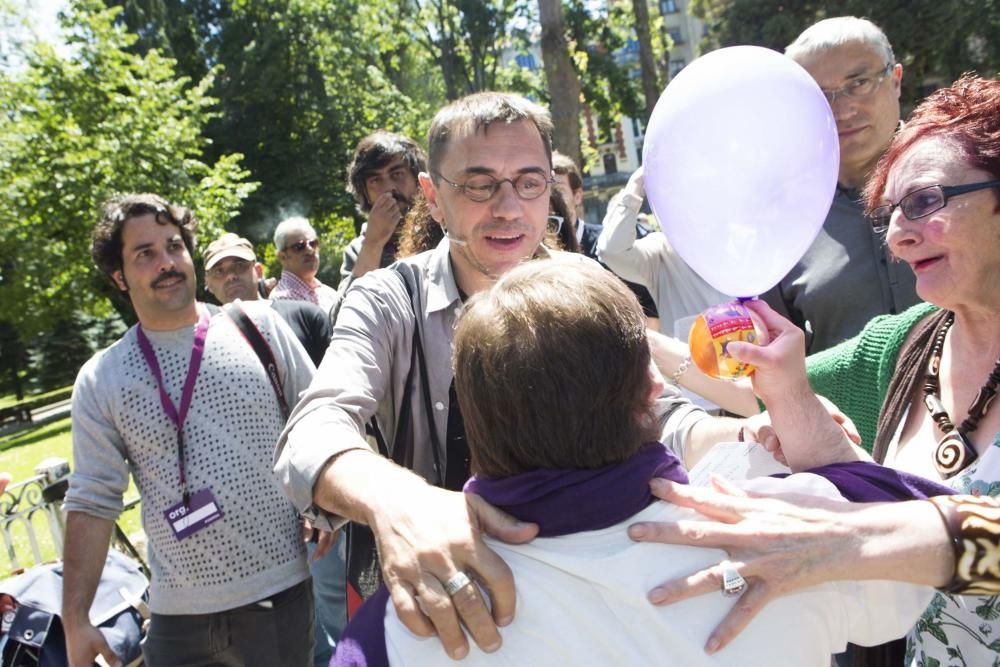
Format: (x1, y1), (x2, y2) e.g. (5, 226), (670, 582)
(204, 232), (343, 664)
(205, 233), (332, 367)
(271, 217), (341, 317)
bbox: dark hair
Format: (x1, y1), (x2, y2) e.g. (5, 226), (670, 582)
(453, 260), (655, 478)
(92, 193), (196, 290)
(865, 75), (1000, 214)
(346, 131), (427, 213)
(549, 187), (581, 253)
(552, 151), (583, 193)
(427, 92), (554, 179)
(397, 192), (443, 258)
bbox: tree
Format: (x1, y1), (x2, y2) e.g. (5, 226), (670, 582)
(0, 0), (254, 341)
(631, 0), (661, 125)
(538, 0), (582, 164)
(690, 0), (1000, 108)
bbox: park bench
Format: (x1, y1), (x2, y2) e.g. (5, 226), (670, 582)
(0, 405), (32, 428)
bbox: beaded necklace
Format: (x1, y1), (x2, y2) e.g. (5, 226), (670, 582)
(925, 311), (1000, 478)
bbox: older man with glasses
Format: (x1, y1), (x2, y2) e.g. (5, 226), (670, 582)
(271, 216), (341, 316)
(760, 16), (920, 354)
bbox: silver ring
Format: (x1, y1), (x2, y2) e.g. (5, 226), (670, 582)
(443, 571), (473, 597)
(720, 561), (747, 597)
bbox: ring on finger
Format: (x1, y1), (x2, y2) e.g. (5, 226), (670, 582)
(443, 571), (474, 597)
(720, 561), (747, 597)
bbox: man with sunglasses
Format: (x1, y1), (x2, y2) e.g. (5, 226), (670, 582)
(272, 216), (341, 316)
(274, 92), (748, 661)
(761, 17), (919, 353)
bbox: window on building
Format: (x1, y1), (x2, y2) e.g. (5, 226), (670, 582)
(602, 153), (618, 174)
(670, 59), (686, 78)
(515, 54), (536, 70)
(660, 0), (678, 13)
(668, 28), (684, 46)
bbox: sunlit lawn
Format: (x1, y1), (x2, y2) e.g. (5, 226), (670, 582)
(0, 417), (142, 577)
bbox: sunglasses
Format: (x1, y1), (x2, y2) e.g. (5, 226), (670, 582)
(287, 239), (320, 253)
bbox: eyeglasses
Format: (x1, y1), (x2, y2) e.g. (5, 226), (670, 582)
(821, 63), (893, 104)
(547, 215), (564, 234)
(870, 180), (1000, 232)
(286, 239), (320, 253)
(207, 259), (253, 279)
(433, 170), (555, 202)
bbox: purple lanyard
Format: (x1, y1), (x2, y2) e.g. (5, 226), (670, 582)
(136, 305), (210, 506)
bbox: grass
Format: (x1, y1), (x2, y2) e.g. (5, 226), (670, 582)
(0, 417), (142, 577)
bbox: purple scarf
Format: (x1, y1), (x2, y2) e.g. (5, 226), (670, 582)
(463, 442), (688, 537)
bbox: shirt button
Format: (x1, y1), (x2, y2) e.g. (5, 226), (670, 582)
(434, 402), (445, 411)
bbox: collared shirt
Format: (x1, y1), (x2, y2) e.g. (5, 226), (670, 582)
(761, 187), (920, 354)
(272, 270), (341, 316)
(596, 189), (728, 333)
(274, 239), (708, 530)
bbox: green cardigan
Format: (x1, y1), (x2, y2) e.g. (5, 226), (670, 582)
(801, 302), (938, 452)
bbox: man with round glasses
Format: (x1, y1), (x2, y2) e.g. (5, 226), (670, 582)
(761, 16), (919, 354)
(271, 216), (341, 316)
(274, 91), (745, 660)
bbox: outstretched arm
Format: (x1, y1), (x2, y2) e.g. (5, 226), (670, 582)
(628, 478), (952, 653)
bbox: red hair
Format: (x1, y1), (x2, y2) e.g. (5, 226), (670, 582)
(865, 75), (1000, 213)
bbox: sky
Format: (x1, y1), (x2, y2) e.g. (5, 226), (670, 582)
(1, 0), (68, 71)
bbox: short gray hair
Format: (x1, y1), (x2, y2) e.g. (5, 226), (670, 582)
(785, 17), (895, 67)
(273, 216), (316, 251)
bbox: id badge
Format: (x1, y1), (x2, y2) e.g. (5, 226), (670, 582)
(164, 489), (224, 540)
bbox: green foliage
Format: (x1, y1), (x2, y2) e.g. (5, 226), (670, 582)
(564, 0), (643, 142)
(689, 0), (1000, 109)
(0, 0), (255, 341)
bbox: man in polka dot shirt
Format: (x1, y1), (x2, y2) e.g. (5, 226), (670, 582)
(63, 194), (320, 667)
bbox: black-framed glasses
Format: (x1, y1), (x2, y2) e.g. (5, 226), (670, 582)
(287, 238), (320, 253)
(433, 170), (555, 202)
(821, 63), (893, 104)
(870, 180), (1000, 232)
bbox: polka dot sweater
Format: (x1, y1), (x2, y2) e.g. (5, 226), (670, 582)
(65, 302), (315, 614)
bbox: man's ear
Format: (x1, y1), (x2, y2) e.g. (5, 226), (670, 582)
(572, 188), (584, 210)
(254, 262), (264, 279)
(419, 172), (444, 223)
(112, 270), (128, 293)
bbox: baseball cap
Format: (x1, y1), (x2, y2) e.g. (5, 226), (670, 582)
(204, 233), (257, 270)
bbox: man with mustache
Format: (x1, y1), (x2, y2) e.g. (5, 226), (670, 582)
(339, 132), (427, 295)
(272, 216), (341, 316)
(275, 92), (749, 660)
(62, 194), (318, 666)
(761, 16), (919, 353)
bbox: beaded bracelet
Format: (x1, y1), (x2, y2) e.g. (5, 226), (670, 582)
(928, 495), (1000, 595)
(669, 355), (692, 385)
